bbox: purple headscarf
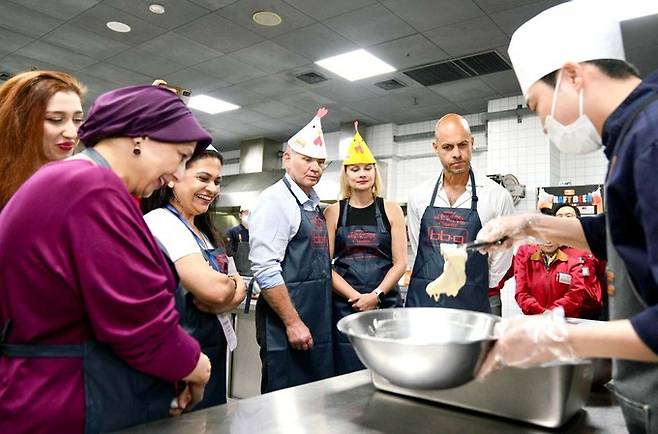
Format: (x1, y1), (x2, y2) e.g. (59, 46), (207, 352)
(78, 85), (212, 155)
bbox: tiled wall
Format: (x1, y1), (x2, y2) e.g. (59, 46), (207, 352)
(223, 94), (609, 209)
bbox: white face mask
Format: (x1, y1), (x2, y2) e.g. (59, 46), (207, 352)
(544, 71), (602, 154)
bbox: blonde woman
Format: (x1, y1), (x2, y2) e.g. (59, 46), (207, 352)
(324, 125), (407, 374)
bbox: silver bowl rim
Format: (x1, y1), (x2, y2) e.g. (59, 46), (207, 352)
(336, 307), (500, 346)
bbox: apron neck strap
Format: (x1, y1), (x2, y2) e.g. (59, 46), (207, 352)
(341, 199), (349, 228)
(282, 176), (304, 207)
(164, 204), (208, 249)
(469, 169), (478, 210)
(341, 198), (386, 232)
(81, 147), (112, 169)
(431, 169), (477, 210)
(283, 176), (323, 215)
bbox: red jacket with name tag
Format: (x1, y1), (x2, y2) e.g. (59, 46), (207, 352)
(514, 244), (602, 318)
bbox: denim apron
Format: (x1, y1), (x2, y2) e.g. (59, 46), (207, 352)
(163, 204), (236, 409)
(332, 198), (401, 374)
(255, 177), (334, 393)
(605, 92), (658, 434)
(0, 147), (174, 433)
(233, 230), (252, 276)
(405, 170), (490, 312)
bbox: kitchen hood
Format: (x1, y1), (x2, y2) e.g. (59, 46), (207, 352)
(216, 137), (284, 208)
(216, 133), (359, 208)
(215, 168), (286, 208)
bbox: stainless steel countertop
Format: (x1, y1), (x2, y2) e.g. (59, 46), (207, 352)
(112, 370), (626, 434)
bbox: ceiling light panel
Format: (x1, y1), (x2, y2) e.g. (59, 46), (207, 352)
(188, 95), (240, 114)
(315, 49), (396, 82)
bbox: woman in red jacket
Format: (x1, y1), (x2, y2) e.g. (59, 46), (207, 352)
(514, 233), (603, 318)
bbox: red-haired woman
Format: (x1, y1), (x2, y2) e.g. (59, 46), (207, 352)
(0, 70), (85, 209)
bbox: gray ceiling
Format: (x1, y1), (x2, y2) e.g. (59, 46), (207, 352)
(1, 0), (657, 151)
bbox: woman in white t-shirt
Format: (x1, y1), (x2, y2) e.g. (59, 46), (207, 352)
(143, 145), (246, 409)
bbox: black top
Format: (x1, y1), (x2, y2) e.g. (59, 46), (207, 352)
(337, 197), (391, 232)
(225, 224), (249, 255)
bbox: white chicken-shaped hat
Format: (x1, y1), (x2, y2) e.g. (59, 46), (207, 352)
(287, 107), (328, 159)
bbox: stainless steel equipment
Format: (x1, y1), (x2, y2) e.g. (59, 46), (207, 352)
(372, 362), (593, 428)
(337, 308), (498, 390)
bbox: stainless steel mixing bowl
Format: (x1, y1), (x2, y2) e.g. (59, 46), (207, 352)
(337, 307), (499, 390)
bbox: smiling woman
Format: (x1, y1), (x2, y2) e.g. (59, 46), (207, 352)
(0, 84), (214, 434)
(142, 145), (247, 409)
(0, 70), (85, 209)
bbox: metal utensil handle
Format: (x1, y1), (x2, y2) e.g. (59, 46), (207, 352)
(463, 236), (509, 251)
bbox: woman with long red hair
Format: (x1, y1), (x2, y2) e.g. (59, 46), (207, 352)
(0, 70), (85, 209)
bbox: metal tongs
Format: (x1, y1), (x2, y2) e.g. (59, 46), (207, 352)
(461, 236), (509, 251)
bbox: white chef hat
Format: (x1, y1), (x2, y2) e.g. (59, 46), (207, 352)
(287, 107), (328, 160)
(508, 0), (625, 97)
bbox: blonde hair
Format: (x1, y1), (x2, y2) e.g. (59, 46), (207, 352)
(339, 164), (383, 200)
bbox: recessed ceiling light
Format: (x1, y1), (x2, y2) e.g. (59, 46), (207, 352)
(188, 95), (240, 114)
(148, 4), (166, 15)
(315, 49), (396, 82)
(106, 21), (131, 33)
(252, 10), (282, 26)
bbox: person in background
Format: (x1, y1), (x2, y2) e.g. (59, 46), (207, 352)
(226, 205), (252, 276)
(142, 145), (246, 409)
(553, 203), (608, 320)
(514, 206), (602, 318)
(475, 3), (658, 431)
(406, 113), (514, 315)
(324, 123), (407, 374)
(0, 70), (85, 209)
(249, 108), (334, 393)
(0, 85), (213, 434)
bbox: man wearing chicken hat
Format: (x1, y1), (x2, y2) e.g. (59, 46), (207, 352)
(324, 122), (407, 374)
(249, 108), (334, 392)
(472, 2), (658, 432)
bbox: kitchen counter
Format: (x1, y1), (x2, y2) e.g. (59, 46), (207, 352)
(113, 370), (626, 434)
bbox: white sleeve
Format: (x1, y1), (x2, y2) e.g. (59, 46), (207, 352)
(407, 186), (421, 259)
(487, 188), (515, 288)
(144, 209), (201, 263)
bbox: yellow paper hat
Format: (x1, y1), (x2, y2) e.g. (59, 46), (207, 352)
(343, 122), (376, 166)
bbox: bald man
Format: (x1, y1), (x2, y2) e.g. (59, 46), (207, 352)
(405, 114), (514, 314)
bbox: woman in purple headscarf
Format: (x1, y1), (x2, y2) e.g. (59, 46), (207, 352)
(0, 85), (214, 434)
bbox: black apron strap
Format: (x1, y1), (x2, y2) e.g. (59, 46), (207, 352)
(341, 199), (349, 228)
(243, 279), (256, 313)
(374, 197), (387, 233)
(1, 343), (83, 358)
(469, 169), (478, 210)
(282, 177), (304, 207)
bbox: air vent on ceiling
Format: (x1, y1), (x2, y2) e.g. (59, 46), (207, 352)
(0, 71), (15, 82)
(295, 71), (328, 84)
(403, 50), (511, 86)
(374, 79), (407, 91)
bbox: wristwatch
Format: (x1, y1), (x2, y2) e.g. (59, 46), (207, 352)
(373, 288), (384, 304)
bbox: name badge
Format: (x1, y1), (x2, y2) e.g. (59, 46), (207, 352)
(557, 273), (572, 285)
